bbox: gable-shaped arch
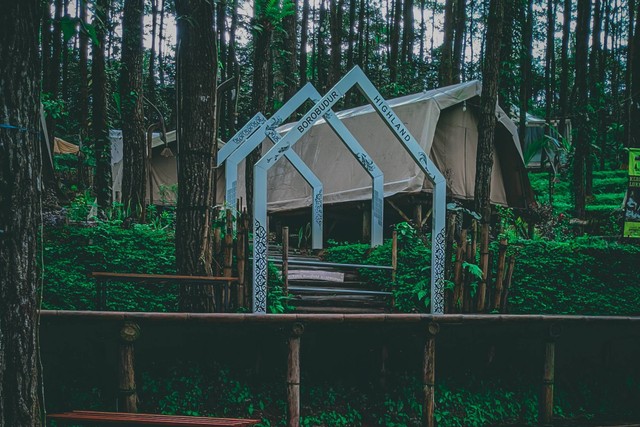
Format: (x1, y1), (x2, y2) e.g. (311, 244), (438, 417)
(252, 66), (447, 314)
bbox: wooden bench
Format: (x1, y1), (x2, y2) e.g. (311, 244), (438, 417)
(91, 272), (240, 312)
(47, 410), (260, 426)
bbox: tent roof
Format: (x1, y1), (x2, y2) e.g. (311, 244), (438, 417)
(53, 137), (80, 154)
(265, 80), (533, 211)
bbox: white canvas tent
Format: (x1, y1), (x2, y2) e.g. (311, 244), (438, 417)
(251, 80), (533, 214)
(110, 80), (533, 212)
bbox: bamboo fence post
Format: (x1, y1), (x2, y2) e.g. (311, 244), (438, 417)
(540, 325), (561, 426)
(287, 323), (304, 427)
(213, 207), (222, 276)
(223, 209), (234, 311)
(477, 218), (490, 312)
(243, 209), (250, 308)
(463, 232), (475, 313)
(117, 322), (141, 413)
(362, 207), (371, 242)
(500, 255), (516, 313)
(414, 203), (423, 227)
(391, 230), (398, 309)
(282, 226), (289, 295)
(422, 322), (440, 427)
(236, 210), (246, 309)
(452, 229), (467, 312)
(492, 238), (508, 311)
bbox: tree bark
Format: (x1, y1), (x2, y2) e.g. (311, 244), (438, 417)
(0, 1), (44, 425)
(439, 0), (455, 86)
(559, 0), (572, 138)
(147, 0), (158, 105)
(283, 0), (299, 100)
(300, 0), (310, 85)
(246, 0), (274, 219)
(78, 0), (89, 139)
(388, 0), (401, 81)
(573, 0), (591, 218)
(588, 0), (603, 194)
(175, 0), (218, 312)
(452, 0), (466, 83)
(519, 0), (534, 145)
(120, 0), (146, 217)
(401, 0), (414, 65)
(497, 0), (514, 112)
(624, 0), (635, 148)
(92, 0), (112, 210)
(475, 0), (504, 216)
(329, 0), (344, 86)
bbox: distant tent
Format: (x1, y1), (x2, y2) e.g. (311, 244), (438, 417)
(514, 108), (571, 171)
(111, 130), (225, 205)
(241, 80), (534, 216)
(53, 137), (80, 155)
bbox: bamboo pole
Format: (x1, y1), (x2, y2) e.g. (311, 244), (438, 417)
(501, 255), (516, 313)
(236, 210), (246, 309)
(477, 219), (490, 312)
(242, 209), (250, 308)
(422, 322), (440, 427)
(117, 322), (141, 413)
(539, 325), (561, 425)
(463, 233), (474, 313)
(391, 230), (398, 309)
(213, 207), (222, 276)
(452, 229), (467, 313)
(223, 209), (234, 311)
(362, 207), (371, 242)
(492, 238), (508, 311)
(282, 226), (289, 295)
(414, 203), (423, 227)
(287, 323), (304, 427)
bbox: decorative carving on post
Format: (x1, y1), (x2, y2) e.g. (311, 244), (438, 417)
(422, 322), (440, 427)
(118, 322), (141, 413)
(287, 323), (305, 427)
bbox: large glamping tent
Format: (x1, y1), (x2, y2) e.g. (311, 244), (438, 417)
(262, 80), (533, 219)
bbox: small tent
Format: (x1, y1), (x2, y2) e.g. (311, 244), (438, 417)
(257, 80), (533, 217)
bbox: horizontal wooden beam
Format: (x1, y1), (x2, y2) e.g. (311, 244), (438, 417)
(39, 310), (640, 325)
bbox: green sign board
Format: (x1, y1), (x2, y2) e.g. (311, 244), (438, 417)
(624, 149), (640, 238)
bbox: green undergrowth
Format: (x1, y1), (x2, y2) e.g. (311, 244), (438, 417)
(46, 356), (637, 427)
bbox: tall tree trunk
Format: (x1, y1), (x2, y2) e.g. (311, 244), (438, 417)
(283, 0), (299, 99)
(246, 0), (274, 219)
(599, 0), (610, 168)
(452, 0), (466, 83)
(42, 1), (52, 97)
(148, 0), (158, 105)
(0, 1), (44, 425)
(47, 0), (63, 150)
(78, 0), (89, 139)
(357, 0), (365, 67)
(573, 0), (591, 218)
(317, 0), (329, 90)
(175, 0), (218, 312)
(419, 0), (426, 62)
(346, 0), (357, 71)
(61, 0), (70, 102)
(587, 0), (603, 194)
(92, 0), (112, 210)
(498, 0), (514, 112)
(158, 0), (166, 87)
(474, 0), (504, 312)
(519, 0), (534, 145)
(631, 1), (640, 147)
(401, 0), (414, 65)
(559, 0), (572, 138)
(120, 0), (146, 217)
(227, 0), (239, 134)
(300, 0), (310, 85)
(389, 0), (402, 81)
(545, 0), (555, 125)
(439, 0), (455, 85)
(329, 0), (344, 86)
(624, 0), (635, 148)
(217, 0), (228, 137)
